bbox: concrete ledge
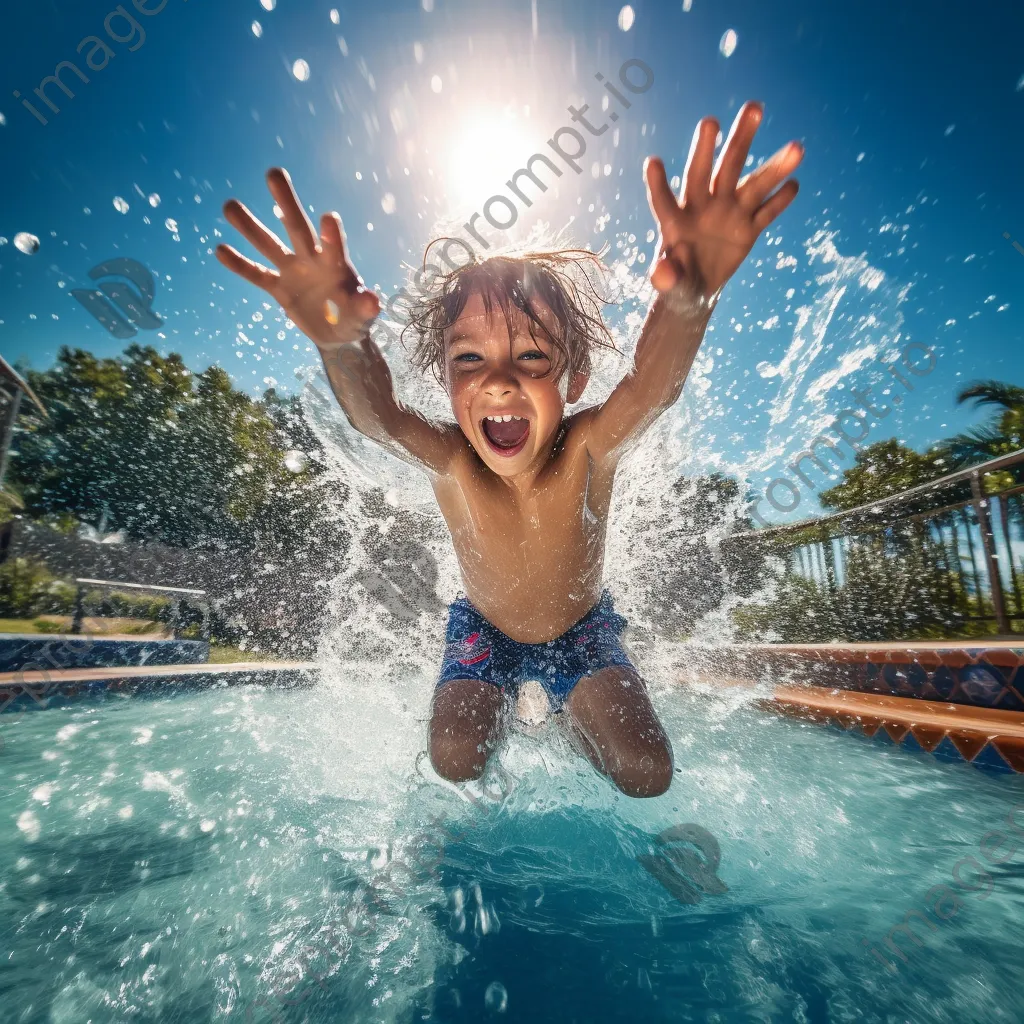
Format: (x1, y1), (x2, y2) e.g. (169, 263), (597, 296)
(0, 661), (317, 712)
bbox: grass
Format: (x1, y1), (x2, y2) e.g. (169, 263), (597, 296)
(0, 616), (170, 636)
(207, 644), (285, 665)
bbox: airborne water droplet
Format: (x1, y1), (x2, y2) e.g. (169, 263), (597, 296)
(293, 59), (310, 82)
(14, 232), (40, 255)
(719, 29), (738, 57)
(148, 193), (161, 207)
(252, 20), (262, 37)
(113, 196), (129, 214)
(484, 982), (507, 1012)
(164, 218), (178, 233)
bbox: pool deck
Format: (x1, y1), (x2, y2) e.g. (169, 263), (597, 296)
(0, 661), (317, 712)
(690, 641), (1024, 774)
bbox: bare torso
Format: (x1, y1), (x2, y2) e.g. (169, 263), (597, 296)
(431, 411), (617, 642)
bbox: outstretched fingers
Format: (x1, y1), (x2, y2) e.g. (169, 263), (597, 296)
(215, 244), (280, 292)
(319, 211), (382, 324)
(644, 156), (679, 229)
(683, 116), (718, 207)
(711, 101), (763, 197)
(752, 178), (800, 234)
(222, 198), (290, 266)
(737, 140), (804, 211)
(266, 167), (319, 257)
(319, 211), (359, 282)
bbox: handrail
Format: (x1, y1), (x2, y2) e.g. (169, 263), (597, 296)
(71, 578), (210, 640)
(731, 445), (1024, 542)
(75, 577), (205, 597)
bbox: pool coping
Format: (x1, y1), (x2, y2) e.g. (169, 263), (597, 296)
(0, 661), (318, 712)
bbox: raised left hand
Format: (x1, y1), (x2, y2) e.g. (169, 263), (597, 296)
(645, 102), (803, 305)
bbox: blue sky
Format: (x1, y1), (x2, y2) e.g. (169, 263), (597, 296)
(1, 0), (1022, 513)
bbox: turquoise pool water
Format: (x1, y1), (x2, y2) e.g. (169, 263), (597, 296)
(2, 682), (1023, 1023)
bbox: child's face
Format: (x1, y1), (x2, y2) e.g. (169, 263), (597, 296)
(444, 290), (583, 478)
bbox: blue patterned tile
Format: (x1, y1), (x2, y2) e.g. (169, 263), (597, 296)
(931, 736), (965, 763)
(970, 742), (1015, 774)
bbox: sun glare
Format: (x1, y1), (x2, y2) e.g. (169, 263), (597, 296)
(444, 110), (537, 211)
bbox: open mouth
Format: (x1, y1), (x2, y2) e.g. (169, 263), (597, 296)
(481, 414), (530, 457)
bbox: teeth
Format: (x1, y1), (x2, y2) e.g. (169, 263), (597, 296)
(486, 415), (521, 422)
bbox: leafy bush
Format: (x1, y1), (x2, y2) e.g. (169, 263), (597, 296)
(32, 618), (64, 634)
(0, 558), (74, 617)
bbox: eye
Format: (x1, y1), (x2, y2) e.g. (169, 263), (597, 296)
(518, 349), (548, 361)
(453, 352), (482, 363)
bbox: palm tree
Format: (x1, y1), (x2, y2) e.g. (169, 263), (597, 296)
(943, 380), (1024, 469)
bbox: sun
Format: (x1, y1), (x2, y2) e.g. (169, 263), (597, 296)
(444, 109), (537, 211)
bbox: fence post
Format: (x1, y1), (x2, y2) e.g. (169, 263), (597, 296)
(970, 470), (1011, 635)
(71, 583), (85, 634)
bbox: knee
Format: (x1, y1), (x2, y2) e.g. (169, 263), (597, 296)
(428, 730), (487, 783)
(610, 743), (673, 799)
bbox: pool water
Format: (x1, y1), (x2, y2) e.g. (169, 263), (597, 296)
(2, 680), (1023, 1023)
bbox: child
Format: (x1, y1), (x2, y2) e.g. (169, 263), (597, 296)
(217, 102), (803, 798)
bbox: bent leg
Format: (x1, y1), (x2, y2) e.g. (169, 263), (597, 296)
(562, 667), (673, 798)
(429, 678), (505, 783)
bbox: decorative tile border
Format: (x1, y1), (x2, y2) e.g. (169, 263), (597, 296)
(697, 644), (1024, 711)
(0, 634), (210, 673)
(685, 642), (1024, 774)
(758, 684), (1024, 774)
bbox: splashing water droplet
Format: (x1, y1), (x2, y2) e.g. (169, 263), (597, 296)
(414, 42), (424, 64)
(431, 75), (442, 93)
(0, 113), (6, 126)
(293, 59), (310, 82)
(259, 0), (275, 10)
(381, 193), (396, 214)
(422, 0), (434, 10)
(484, 982), (507, 1013)
(251, 20), (262, 37)
(330, 8), (340, 23)
(284, 450), (309, 473)
(14, 232), (39, 255)
(113, 196), (129, 214)
(164, 218), (178, 233)
(719, 29), (738, 57)
(617, 5), (635, 31)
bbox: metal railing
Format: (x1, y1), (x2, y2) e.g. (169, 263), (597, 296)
(728, 448), (1024, 636)
(70, 578), (210, 641)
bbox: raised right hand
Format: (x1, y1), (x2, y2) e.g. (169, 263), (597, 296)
(216, 167), (381, 350)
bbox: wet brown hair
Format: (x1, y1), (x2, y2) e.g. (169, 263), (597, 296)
(400, 239), (617, 389)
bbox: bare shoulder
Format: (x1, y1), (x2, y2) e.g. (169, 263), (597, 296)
(562, 407), (615, 469)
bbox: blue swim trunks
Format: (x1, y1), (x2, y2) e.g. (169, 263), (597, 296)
(436, 591), (633, 711)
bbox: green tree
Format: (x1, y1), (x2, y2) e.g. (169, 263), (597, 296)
(12, 345), (310, 549)
(819, 439), (949, 512)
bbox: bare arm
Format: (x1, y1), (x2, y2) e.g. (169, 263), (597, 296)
(586, 102), (804, 462)
(317, 335), (461, 472)
(217, 167), (460, 474)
